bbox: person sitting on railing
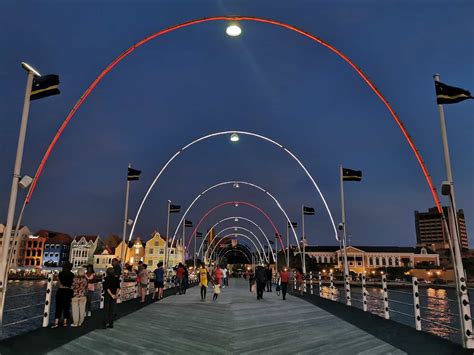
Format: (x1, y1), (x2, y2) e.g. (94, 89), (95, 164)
(85, 264), (96, 317)
(51, 262), (74, 328)
(103, 267), (120, 329)
(71, 267), (88, 327)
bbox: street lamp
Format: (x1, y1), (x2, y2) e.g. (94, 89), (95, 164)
(226, 24), (242, 37)
(230, 133), (240, 142)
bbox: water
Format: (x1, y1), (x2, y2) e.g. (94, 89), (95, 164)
(319, 283), (468, 344)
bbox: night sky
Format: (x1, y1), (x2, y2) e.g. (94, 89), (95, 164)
(1, 1), (473, 250)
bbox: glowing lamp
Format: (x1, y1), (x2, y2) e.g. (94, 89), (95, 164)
(226, 25), (242, 37)
(230, 133), (240, 142)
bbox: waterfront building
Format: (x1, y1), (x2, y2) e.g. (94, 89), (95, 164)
(114, 240), (132, 264)
(94, 247), (116, 271)
(23, 234), (47, 267)
(305, 245), (439, 274)
(37, 230), (72, 267)
(144, 232), (185, 268)
(127, 237), (146, 268)
(415, 206), (468, 250)
(0, 224), (31, 269)
(69, 235), (103, 268)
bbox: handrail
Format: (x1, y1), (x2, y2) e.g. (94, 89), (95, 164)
(3, 315), (43, 327)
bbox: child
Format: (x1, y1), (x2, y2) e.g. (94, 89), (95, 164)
(212, 282), (221, 301)
(103, 267), (120, 329)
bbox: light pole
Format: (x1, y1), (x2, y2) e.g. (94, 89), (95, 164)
(0, 63), (40, 327)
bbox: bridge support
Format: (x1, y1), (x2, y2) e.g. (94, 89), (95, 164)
(42, 272), (53, 327)
(318, 272), (322, 297)
(345, 274), (351, 306)
(330, 272), (334, 301)
(362, 273), (367, 312)
(382, 276), (389, 319)
(412, 277), (421, 331)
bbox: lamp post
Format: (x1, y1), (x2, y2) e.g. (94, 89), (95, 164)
(0, 63), (40, 327)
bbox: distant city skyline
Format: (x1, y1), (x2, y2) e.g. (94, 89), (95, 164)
(0, 1), (473, 248)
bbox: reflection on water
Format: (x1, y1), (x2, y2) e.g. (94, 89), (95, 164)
(318, 281), (464, 344)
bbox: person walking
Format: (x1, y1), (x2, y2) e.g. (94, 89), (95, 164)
(296, 268), (304, 295)
(103, 267), (120, 329)
(51, 262), (74, 328)
(71, 267), (88, 327)
(176, 263), (185, 295)
(212, 281), (220, 301)
(214, 266), (223, 287)
(279, 267), (290, 300)
(255, 265), (267, 300)
(183, 266), (189, 294)
(199, 263), (209, 301)
(153, 262), (164, 300)
(85, 264), (95, 317)
(138, 264), (149, 303)
(266, 265), (273, 292)
(248, 269), (254, 292)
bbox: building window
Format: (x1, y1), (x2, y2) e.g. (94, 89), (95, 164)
(96, 258), (99, 264)
(170, 250), (174, 255)
(27, 241), (32, 248)
(154, 241), (159, 246)
(55, 253), (59, 258)
(369, 257), (373, 266)
(382, 258), (386, 266)
(44, 253), (49, 257)
(36, 259), (40, 266)
(375, 257), (380, 266)
(45, 244), (49, 249)
(56, 244), (60, 249)
(135, 248), (140, 255)
(388, 258), (393, 266)
(33, 241), (37, 248)
(149, 249), (153, 254)
(159, 249), (164, 255)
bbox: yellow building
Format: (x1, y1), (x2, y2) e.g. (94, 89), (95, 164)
(128, 237), (146, 268)
(144, 232), (184, 269)
(114, 241), (131, 264)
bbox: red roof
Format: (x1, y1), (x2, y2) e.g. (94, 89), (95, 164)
(35, 230), (72, 244)
(74, 235), (100, 242)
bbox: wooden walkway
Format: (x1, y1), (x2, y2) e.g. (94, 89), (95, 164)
(47, 279), (405, 354)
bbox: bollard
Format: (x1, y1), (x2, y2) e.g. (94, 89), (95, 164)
(318, 272), (322, 297)
(345, 274), (352, 306)
(382, 275), (389, 319)
(304, 275), (307, 294)
(42, 272), (53, 327)
(362, 273), (368, 312)
(412, 277), (421, 331)
(100, 274), (105, 309)
(330, 272), (334, 301)
(310, 271), (313, 295)
(293, 272), (297, 291)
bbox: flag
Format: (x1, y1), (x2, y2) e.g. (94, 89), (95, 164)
(30, 75), (60, 101)
(342, 168), (362, 181)
(127, 167), (141, 181)
(303, 206), (315, 215)
(196, 232), (203, 238)
(169, 204), (181, 213)
(435, 81), (473, 104)
(184, 220), (193, 228)
(269, 240), (274, 245)
(287, 221), (297, 228)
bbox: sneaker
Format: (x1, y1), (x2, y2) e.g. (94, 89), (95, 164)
(87, 311), (91, 317)
(70, 324), (78, 327)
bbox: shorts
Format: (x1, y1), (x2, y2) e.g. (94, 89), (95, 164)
(154, 281), (164, 288)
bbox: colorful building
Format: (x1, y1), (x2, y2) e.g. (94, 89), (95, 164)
(144, 232), (185, 269)
(128, 237), (146, 268)
(70, 235), (103, 268)
(94, 247), (116, 271)
(23, 234), (47, 267)
(0, 224), (30, 269)
(37, 230), (72, 268)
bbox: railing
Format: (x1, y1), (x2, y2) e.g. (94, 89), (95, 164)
(279, 270), (468, 345)
(1, 271), (200, 338)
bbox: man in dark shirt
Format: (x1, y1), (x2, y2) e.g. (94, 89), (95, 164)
(52, 262), (74, 327)
(266, 265), (273, 292)
(112, 258), (122, 278)
(103, 267), (120, 328)
(255, 265), (267, 300)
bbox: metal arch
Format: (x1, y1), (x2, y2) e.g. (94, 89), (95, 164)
(125, 131), (335, 245)
(26, 16), (442, 218)
(205, 230), (267, 263)
(205, 226), (271, 263)
(207, 233), (264, 264)
(170, 180), (297, 256)
(196, 216), (270, 256)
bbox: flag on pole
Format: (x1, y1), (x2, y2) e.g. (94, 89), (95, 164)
(287, 221), (298, 228)
(196, 232), (203, 238)
(303, 206), (315, 215)
(169, 204), (181, 213)
(435, 81), (473, 104)
(184, 220), (193, 228)
(342, 168), (362, 181)
(127, 167), (141, 181)
(30, 75), (60, 100)
(269, 240), (275, 245)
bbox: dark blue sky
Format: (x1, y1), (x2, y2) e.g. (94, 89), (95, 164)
(1, 0), (473, 249)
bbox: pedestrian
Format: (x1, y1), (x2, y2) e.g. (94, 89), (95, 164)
(266, 264), (273, 292)
(255, 265), (267, 300)
(176, 263), (185, 294)
(248, 269), (254, 292)
(212, 282), (220, 301)
(153, 261), (164, 300)
(222, 267), (228, 288)
(85, 264), (95, 317)
(199, 263), (209, 301)
(296, 268), (304, 295)
(138, 263), (149, 303)
(214, 265), (223, 287)
(111, 258), (122, 278)
(71, 267), (88, 327)
(279, 267), (290, 300)
(103, 267), (120, 329)
(51, 262), (74, 328)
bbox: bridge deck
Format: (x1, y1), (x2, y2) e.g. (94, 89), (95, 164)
(47, 279), (404, 354)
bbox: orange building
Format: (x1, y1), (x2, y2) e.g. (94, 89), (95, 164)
(24, 235), (47, 267)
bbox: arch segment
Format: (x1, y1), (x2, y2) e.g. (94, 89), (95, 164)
(207, 233), (264, 263)
(24, 15), (441, 218)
